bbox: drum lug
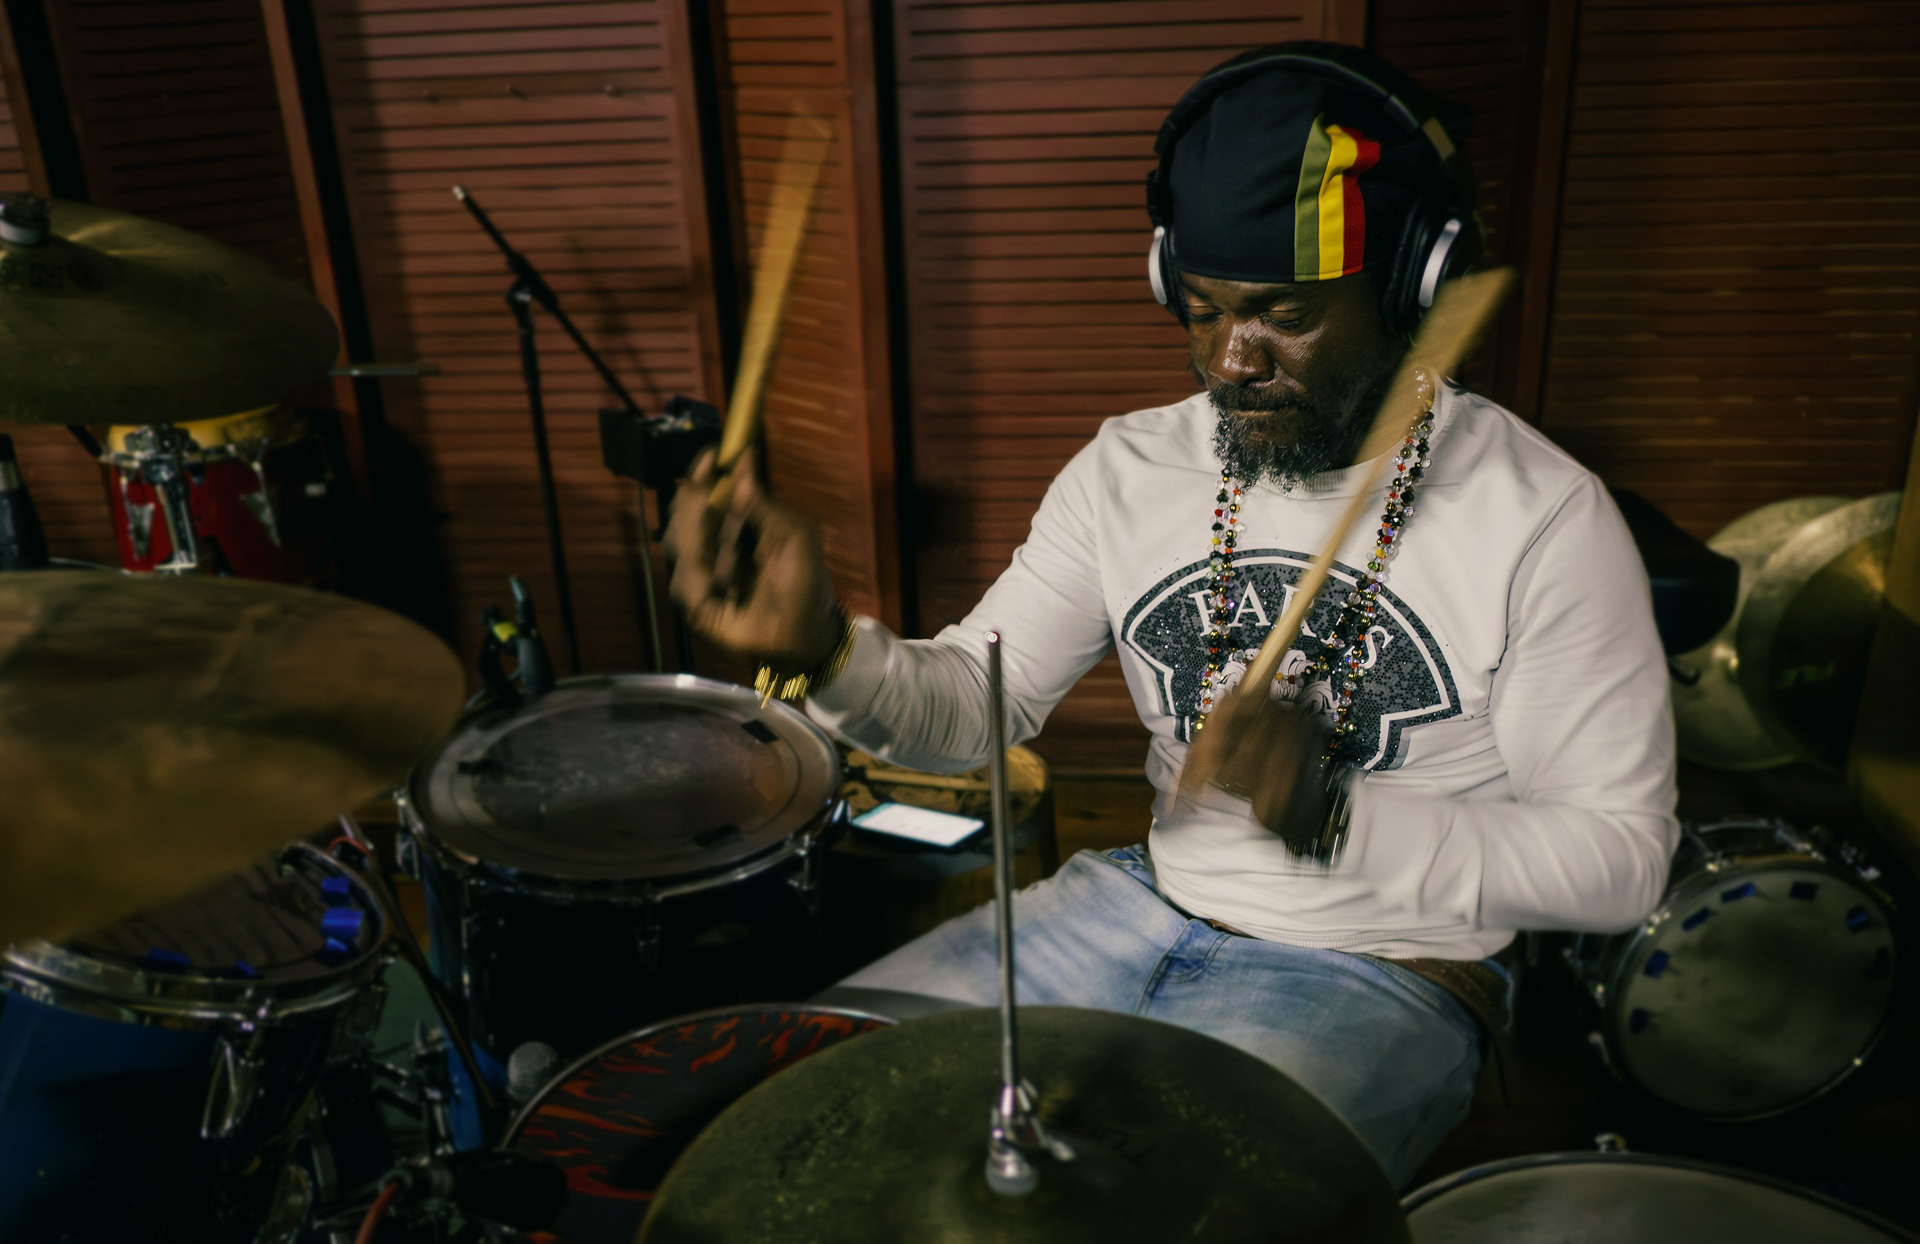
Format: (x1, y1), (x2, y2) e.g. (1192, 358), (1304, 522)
(202, 1019), (270, 1142)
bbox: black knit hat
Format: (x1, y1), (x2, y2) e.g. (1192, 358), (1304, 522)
(1153, 44), (1470, 286)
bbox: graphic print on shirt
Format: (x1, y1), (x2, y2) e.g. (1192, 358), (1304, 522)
(1120, 547), (1460, 766)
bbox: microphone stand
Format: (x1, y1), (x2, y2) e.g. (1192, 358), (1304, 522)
(453, 185), (667, 675)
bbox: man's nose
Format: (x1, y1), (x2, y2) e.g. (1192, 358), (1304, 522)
(1208, 320), (1271, 386)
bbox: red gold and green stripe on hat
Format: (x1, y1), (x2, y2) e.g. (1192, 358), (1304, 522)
(1292, 116), (1381, 281)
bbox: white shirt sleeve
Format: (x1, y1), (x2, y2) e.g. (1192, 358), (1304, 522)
(1342, 474), (1679, 934)
(807, 442), (1115, 773)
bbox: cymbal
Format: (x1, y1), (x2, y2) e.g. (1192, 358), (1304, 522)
(638, 1006), (1409, 1243)
(0, 197), (339, 425)
(1736, 493), (1899, 771)
(1671, 497), (1849, 770)
(0, 571), (464, 945)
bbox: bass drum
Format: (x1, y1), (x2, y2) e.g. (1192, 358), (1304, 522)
(507, 1004), (892, 1242)
(0, 845), (389, 1243)
(1569, 819), (1895, 1117)
(1404, 1151), (1915, 1243)
(399, 674), (845, 1066)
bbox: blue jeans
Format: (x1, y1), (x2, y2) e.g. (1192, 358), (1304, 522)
(836, 846), (1483, 1188)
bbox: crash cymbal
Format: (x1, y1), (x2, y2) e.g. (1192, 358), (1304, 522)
(0, 196), (339, 425)
(1671, 497), (1850, 771)
(638, 1006), (1409, 1243)
(1736, 492), (1899, 771)
(0, 571), (463, 945)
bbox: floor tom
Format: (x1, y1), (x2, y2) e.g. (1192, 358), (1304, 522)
(1568, 818), (1895, 1116)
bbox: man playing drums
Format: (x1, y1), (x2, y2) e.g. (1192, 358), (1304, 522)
(665, 43), (1676, 1185)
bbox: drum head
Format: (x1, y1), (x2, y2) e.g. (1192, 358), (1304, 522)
(412, 674), (841, 882)
(1611, 857), (1894, 1116)
(1405, 1154), (1908, 1243)
(507, 1005), (892, 1243)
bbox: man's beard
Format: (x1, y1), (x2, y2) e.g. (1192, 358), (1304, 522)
(1209, 367), (1393, 489)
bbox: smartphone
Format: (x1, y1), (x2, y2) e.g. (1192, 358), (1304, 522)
(852, 801), (986, 849)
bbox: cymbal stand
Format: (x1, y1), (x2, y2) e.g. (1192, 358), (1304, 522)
(124, 424), (202, 573)
(983, 631), (1073, 1195)
(455, 185), (668, 677)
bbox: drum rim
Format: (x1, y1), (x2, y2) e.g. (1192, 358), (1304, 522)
(1400, 1150), (1920, 1241)
(403, 672), (844, 885)
(501, 1001), (897, 1145)
(0, 844), (392, 1027)
(1591, 827), (1897, 1120)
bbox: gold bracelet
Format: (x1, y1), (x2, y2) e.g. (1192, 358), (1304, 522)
(754, 603), (857, 705)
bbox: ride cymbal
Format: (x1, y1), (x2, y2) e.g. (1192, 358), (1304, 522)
(0, 571), (463, 944)
(0, 196), (339, 425)
(639, 1006), (1409, 1244)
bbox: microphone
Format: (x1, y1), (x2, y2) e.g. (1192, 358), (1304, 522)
(507, 1040), (562, 1107)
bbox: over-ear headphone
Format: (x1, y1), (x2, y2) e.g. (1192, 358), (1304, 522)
(1145, 42), (1481, 334)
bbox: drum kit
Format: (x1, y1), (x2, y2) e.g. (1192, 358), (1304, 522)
(0, 188), (1915, 1243)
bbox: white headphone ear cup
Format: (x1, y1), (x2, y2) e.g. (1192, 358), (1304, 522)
(1148, 225), (1171, 307)
(1416, 218), (1464, 310)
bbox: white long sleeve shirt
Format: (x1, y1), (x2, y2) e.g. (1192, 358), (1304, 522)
(811, 385), (1678, 959)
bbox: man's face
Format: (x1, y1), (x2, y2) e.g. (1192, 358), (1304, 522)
(1182, 271), (1403, 486)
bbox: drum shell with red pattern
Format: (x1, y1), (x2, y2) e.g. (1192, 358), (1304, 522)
(507, 1005), (892, 1243)
(103, 409), (336, 585)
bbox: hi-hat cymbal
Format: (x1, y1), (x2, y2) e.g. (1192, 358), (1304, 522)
(0, 196), (340, 425)
(638, 1006), (1409, 1243)
(0, 571), (464, 944)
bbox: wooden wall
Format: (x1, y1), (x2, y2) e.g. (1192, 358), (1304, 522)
(889, 0), (1365, 772)
(301, 0), (724, 673)
(708, 0), (903, 628)
(1, 0), (1912, 770)
(1533, 0), (1920, 536)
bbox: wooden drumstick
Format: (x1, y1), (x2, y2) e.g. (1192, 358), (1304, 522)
(715, 110), (834, 476)
(1234, 267), (1515, 698)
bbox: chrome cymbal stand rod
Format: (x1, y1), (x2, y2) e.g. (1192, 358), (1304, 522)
(983, 632), (1071, 1195)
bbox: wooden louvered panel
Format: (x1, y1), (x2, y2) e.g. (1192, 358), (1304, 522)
(0, 60), (120, 570)
(1537, 0), (1920, 537)
(1370, 0), (1530, 400)
(45, 1), (311, 280)
(716, 0), (901, 627)
(309, 0), (723, 672)
(893, 1), (1350, 771)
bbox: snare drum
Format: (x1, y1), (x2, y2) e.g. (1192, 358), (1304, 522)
(506, 1004), (892, 1242)
(1569, 818), (1895, 1117)
(398, 674), (845, 1066)
(0, 844), (389, 1242)
(102, 405), (336, 584)
(1404, 1151), (1913, 1242)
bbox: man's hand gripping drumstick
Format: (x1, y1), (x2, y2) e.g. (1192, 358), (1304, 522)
(665, 111), (845, 672)
(1176, 269), (1514, 857)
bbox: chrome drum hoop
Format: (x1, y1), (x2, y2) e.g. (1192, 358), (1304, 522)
(0, 843), (392, 1030)
(398, 779), (837, 906)
(1403, 1151), (1918, 1243)
(399, 672), (844, 895)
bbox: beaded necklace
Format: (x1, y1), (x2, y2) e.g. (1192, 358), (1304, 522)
(1194, 376), (1437, 765)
